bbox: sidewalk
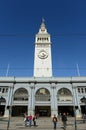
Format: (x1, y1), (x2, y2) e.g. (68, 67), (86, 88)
(0, 116), (86, 130)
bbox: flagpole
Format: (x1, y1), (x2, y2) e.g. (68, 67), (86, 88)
(6, 64), (9, 77)
(76, 63), (80, 76)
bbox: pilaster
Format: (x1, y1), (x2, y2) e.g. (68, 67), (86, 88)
(51, 83), (57, 117)
(4, 84), (14, 117)
(71, 83), (81, 118)
(28, 83), (35, 116)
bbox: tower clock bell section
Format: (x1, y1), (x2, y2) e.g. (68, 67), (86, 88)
(34, 20), (52, 77)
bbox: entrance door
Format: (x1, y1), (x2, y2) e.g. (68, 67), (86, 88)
(0, 105), (5, 116)
(35, 106), (51, 117)
(81, 106), (86, 114)
(58, 106), (74, 116)
(12, 106), (27, 116)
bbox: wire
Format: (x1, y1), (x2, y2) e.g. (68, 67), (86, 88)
(0, 33), (86, 37)
(0, 67), (86, 70)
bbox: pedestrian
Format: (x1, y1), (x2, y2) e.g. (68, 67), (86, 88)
(28, 114), (32, 127)
(33, 115), (37, 126)
(25, 115), (30, 127)
(23, 112), (28, 126)
(52, 114), (58, 130)
(83, 113), (86, 123)
(61, 113), (67, 130)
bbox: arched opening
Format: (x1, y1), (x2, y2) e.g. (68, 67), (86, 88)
(35, 88), (50, 101)
(58, 88), (72, 101)
(12, 88), (28, 116)
(35, 88), (51, 117)
(0, 97), (6, 116)
(80, 97), (86, 114)
(57, 88), (74, 116)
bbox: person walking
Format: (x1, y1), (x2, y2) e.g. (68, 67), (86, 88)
(83, 113), (86, 123)
(61, 113), (67, 130)
(52, 114), (58, 130)
(33, 115), (37, 126)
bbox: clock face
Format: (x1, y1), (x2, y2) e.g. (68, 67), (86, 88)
(38, 50), (48, 59)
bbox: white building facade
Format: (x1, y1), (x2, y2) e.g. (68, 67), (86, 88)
(0, 20), (86, 117)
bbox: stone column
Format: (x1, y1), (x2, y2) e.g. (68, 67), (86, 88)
(75, 87), (82, 118)
(4, 84), (14, 117)
(51, 83), (57, 117)
(72, 84), (81, 118)
(28, 84), (35, 116)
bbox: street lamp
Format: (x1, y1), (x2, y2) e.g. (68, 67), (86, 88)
(71, 82), (77, 130)
(7, 81), (15, 130)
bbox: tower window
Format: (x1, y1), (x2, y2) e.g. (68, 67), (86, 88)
(41, 29), (45, 32)
(37, 38), (39, 41)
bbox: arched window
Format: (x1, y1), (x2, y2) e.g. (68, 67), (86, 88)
(14, 88), (28, 101)
(35, 88), (50, 101)
(57, 88), (72, 101)
(78, 88), (80, 93)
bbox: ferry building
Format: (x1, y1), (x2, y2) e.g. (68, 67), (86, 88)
(0, 20), (86, 117)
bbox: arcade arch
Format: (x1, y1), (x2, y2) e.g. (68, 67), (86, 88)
(35, 88), (51, 116)
(57, 88), (72, 101)
(12, 88), (28, 116)
(14, 88), (28, 101)
(35, 88), (50, 101)
(0, 97), (6, 116)
(57, 88), (74, 116)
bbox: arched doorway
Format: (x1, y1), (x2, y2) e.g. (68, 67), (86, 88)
(12, 88), (28, 116)
(80, 97), (86, 114)
(35, 88), (51, 117)
(57, 88), (73, 116)
(0, 97), (6, 116)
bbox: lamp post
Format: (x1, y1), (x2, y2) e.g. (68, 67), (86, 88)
(71, 82), (77, 130)
(7, 82), (15, 130)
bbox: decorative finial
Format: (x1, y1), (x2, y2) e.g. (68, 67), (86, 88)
(42, 18), (45, 23)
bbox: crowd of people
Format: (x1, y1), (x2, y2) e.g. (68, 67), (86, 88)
(24, 113), (37, 127)
(24, 112), (67, 129)
(23, 112), (86, 130)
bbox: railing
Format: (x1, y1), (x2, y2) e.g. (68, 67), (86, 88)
(35, 95), (50, 101)
(57, 96), (72, 101)
(13, 100), (28, 105)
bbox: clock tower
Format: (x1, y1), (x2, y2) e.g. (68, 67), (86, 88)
(34, 20), (52, 77)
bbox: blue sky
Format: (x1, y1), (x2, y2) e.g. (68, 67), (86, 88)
(0, 0), (86, 77)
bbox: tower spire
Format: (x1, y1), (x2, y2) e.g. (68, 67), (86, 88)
(38, 18), (48, 34)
